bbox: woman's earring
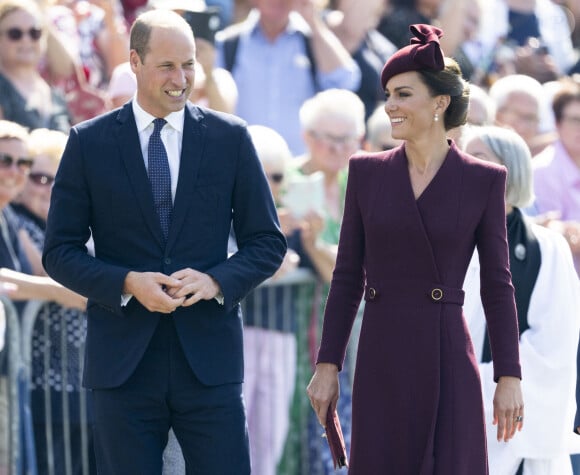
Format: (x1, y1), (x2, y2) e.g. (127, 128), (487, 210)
(434, 113), (439, 122)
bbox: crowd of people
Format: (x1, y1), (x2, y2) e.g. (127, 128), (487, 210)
(0, 0), (579, 474)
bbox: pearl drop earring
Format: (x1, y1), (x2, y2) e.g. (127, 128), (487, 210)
(434, 113), (439, 122)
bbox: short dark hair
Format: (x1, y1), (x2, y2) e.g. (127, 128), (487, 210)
(130, 15), (154, 63)
(418, 57), (470, 131)
(552, 77), (580, 124)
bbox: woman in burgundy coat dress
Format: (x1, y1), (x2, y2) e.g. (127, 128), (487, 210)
(307, 24), (524, 474)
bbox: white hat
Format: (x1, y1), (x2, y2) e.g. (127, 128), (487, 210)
(148, 0), (206, 12)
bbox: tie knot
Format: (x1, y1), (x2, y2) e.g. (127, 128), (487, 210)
(152, 118), (166, 136)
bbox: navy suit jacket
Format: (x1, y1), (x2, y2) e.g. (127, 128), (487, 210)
(42, 101), (286, 389)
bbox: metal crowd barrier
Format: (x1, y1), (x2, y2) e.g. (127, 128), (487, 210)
(0, 297), (90, 475)
(256, 269), (323, 475)
(1, 296), (38, 475)
(0, 269), (324, 475)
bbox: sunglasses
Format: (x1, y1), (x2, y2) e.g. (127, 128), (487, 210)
(0, 153), (34, 171)
(29, 172), (55, 186)
(1, 27), (43, 42)
(268, 173), (284, 184)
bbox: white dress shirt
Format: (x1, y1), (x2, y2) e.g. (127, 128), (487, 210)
(132, 98), (184, 202)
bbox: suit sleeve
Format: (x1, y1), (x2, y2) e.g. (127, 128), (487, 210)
(206, 125), (287, 312)
(316, 158), (366, 370)
(42, 127), (129, 315)
(474, 167), (521, 381)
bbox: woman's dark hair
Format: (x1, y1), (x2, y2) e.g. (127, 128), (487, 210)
(552, 77), (580, 124)
(418, 57), (470, 131)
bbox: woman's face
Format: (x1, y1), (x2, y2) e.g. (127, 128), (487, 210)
(0, 138), (32, 209)
(262, 160), (286, 203)
(384, 71), (440, 142)
(464, 136), (502, 166)
(0, 8), (45, 68)
(304, 116), (361, 177)
(19, 152), (57, 221)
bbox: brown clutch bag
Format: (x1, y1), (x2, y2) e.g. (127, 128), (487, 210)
(324, 408), (349, 469)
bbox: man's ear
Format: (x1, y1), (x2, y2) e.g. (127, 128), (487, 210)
(129, 50), (141, 72)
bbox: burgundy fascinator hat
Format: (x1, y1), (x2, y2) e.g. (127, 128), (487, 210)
(380, 24), (445, 90)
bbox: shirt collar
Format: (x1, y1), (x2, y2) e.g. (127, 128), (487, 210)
(132, 96), (185, 134)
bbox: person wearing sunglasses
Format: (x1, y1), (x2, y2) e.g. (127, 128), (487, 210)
(0, 120), (33, 276)
(241, 125), (311, 475)
(0, 120), (83, 475)
(4, 127), (96, 475)
(11, 128), (60, 254)
(0, 118), (33, 475)
(0, 0), (71, 133)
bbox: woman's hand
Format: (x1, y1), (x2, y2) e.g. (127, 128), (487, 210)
(299, 211), (325, 250)
(493, 376), (524, 442)
(307, 362), (340, 427)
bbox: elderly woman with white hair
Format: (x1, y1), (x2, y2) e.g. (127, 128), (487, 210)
(489, 74), (554, 155)
(289, 88), (365, 474)
(463, 126), (580, 475)
(241, 124), (306, 475)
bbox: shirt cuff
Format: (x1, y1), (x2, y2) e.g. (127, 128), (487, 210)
(214, 290), (224, 305)
(121, 293), (132, 306)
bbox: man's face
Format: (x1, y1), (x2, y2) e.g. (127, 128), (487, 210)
(495, 92), (540, 146)
(131, 25), (196, 118)
(253, 0), (293, 25)
(557, 100), (580, 158)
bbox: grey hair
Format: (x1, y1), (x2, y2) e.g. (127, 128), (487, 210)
(466, 126), (534, 208)
(467, 84), (495, 126)
(248, 125), (292, 169)
(299, 88), (366, 138)
(0, 120), (30, 143)
(488, 74), (543, 113)
(366, 103), (392, 149)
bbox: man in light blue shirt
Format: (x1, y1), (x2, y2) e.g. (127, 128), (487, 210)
(215, 2), (360, 155)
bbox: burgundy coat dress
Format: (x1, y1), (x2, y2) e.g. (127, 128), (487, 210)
(317, 142), (521, 475)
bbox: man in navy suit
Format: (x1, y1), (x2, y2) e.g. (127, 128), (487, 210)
(42, 9), (286, 474)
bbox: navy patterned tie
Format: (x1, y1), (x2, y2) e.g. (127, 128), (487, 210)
(148, 118), (172, 241)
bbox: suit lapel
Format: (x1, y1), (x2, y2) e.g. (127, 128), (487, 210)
(115, 103), (166, 247)
(166, 104), (206, 250)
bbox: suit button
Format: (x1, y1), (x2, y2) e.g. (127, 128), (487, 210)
(368, 287), (376, 300)
(164, 258), (171, 265)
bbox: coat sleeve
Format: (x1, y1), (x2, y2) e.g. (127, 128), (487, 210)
(474, 167), (521, 381)
(317, 158), (366, 370)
